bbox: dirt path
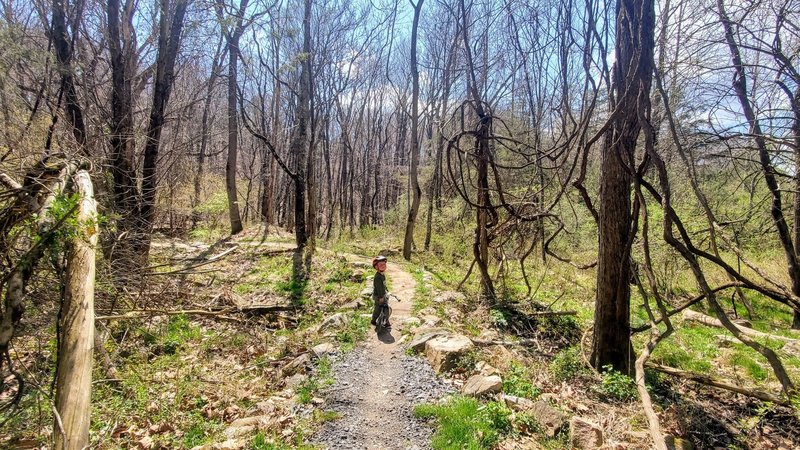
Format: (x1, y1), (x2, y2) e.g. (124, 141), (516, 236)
(312, 261), (452, 450)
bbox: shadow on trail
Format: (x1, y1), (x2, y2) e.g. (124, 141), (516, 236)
(376, 327), (395, 344)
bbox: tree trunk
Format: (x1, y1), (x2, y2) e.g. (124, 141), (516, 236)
(54, 170), (97, 450)
(291, 0), (312, 284)
(403, 0), (424, 261)
(140, 0), (189, 255)
(105, 0), (144, 271)
(193, 38), (225, 229)
(220, 0), (250, 235)
(590, 0), (655, 375)
(459, 0), (496, 301)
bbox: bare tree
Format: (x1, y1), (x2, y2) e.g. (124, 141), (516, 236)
(402, 0), (423, 260)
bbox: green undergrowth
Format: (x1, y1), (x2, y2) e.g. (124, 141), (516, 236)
(297, 356), (334, 404)
(414, 396), (512, 450)
(335, 314), (370, 352)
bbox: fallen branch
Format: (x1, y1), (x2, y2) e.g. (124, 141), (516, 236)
(682, 309), (798, 343)
(145, 245), (240, 276)
(96, 309), (243, 323)
(470, 338), (540, 347)
(646, 362), (791, 406)
(631, 282), (744, 333)
(526, 310), (576, 316)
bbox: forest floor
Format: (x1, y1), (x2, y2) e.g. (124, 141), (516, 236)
(3, 227), (800, 449)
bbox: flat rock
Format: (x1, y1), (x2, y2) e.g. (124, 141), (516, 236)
(529, 400), (567, 438)
(476, 361), (499, 376)
(285, 373), (307, 389)
(570, 417), (603, 449)
(224, 415), (280, 439)
(282, 353), (312, 376)
(401, 317), (422, 327)
(360, 287), (373, 298)
(312, 342), (337, 358)
(407, 328), (450, 352)
(424, 334), (474, 373)
(312, 312), (348, 334)
(421, 315), (442, 326)
(501, 393), (536, 411)
(341, 299), (365, 310)
(350, 269), (366, 283)
(190, 441), (244, 450)
(782, 340), (800, 358)
(486, 345), (515, 371)
(462, 374), (503, 397)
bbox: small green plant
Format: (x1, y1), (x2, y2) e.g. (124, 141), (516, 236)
(326, 261), (354, 283)
(550, 347), (584, 382)
(481, 401), (513, 434)
(489, 309), (509, 328)
(449, 349), (480, 374)
(251, 433), (302, 450)
(502, 362), (541, 399)
(183, 412), (222, 448)
(599, 366), (638, 401)
(513, 411), (542, 435)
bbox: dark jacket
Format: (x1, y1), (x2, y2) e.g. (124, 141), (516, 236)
(373, 271), (386, 300)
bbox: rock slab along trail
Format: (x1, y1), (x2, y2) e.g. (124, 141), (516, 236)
(313, 261), (453, 449)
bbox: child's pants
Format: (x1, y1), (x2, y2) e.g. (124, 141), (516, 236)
(372, 297), (385, 322)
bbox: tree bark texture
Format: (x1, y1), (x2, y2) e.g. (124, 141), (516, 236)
(291, 0), (312, 283)
(54, 170), (97, 450)
(591, 0), (655, 375)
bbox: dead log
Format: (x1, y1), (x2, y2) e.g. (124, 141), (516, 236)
(646, 363), (791, 406)
(682, 309), (798, 343)
(95, 308), (244, 323)
(54, 170), (96, 450)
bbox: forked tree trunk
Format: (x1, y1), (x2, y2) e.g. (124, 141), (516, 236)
(54, 170), (97, 450)
(459, 0), (496, 301)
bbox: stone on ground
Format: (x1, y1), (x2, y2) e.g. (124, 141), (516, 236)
(529, 400), (568, 437)
(433, 291), (466, 303)
(407, 327), (450, 352)
(281, 352), (312, 376)
(569, 417), (603, 449)
(315, 312), (348, 332)
(462, 374), (503, 397)
(312, 342), (336, 358)
(424, 334), (474, 372)
(501, 393), (536, 411)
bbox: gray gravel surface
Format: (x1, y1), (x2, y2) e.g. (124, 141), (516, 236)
(311, 345), (454, 450)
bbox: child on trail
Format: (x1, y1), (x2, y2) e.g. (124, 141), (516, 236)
(371, 255), (389, 328)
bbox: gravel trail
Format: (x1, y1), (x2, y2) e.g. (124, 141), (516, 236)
(312, 261), (453, 450)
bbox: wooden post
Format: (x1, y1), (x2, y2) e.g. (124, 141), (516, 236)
(54, 170), (97, 450)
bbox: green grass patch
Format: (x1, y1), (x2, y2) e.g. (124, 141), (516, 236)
(730, 352), (768, 382)
(414, 396), (512, 450)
